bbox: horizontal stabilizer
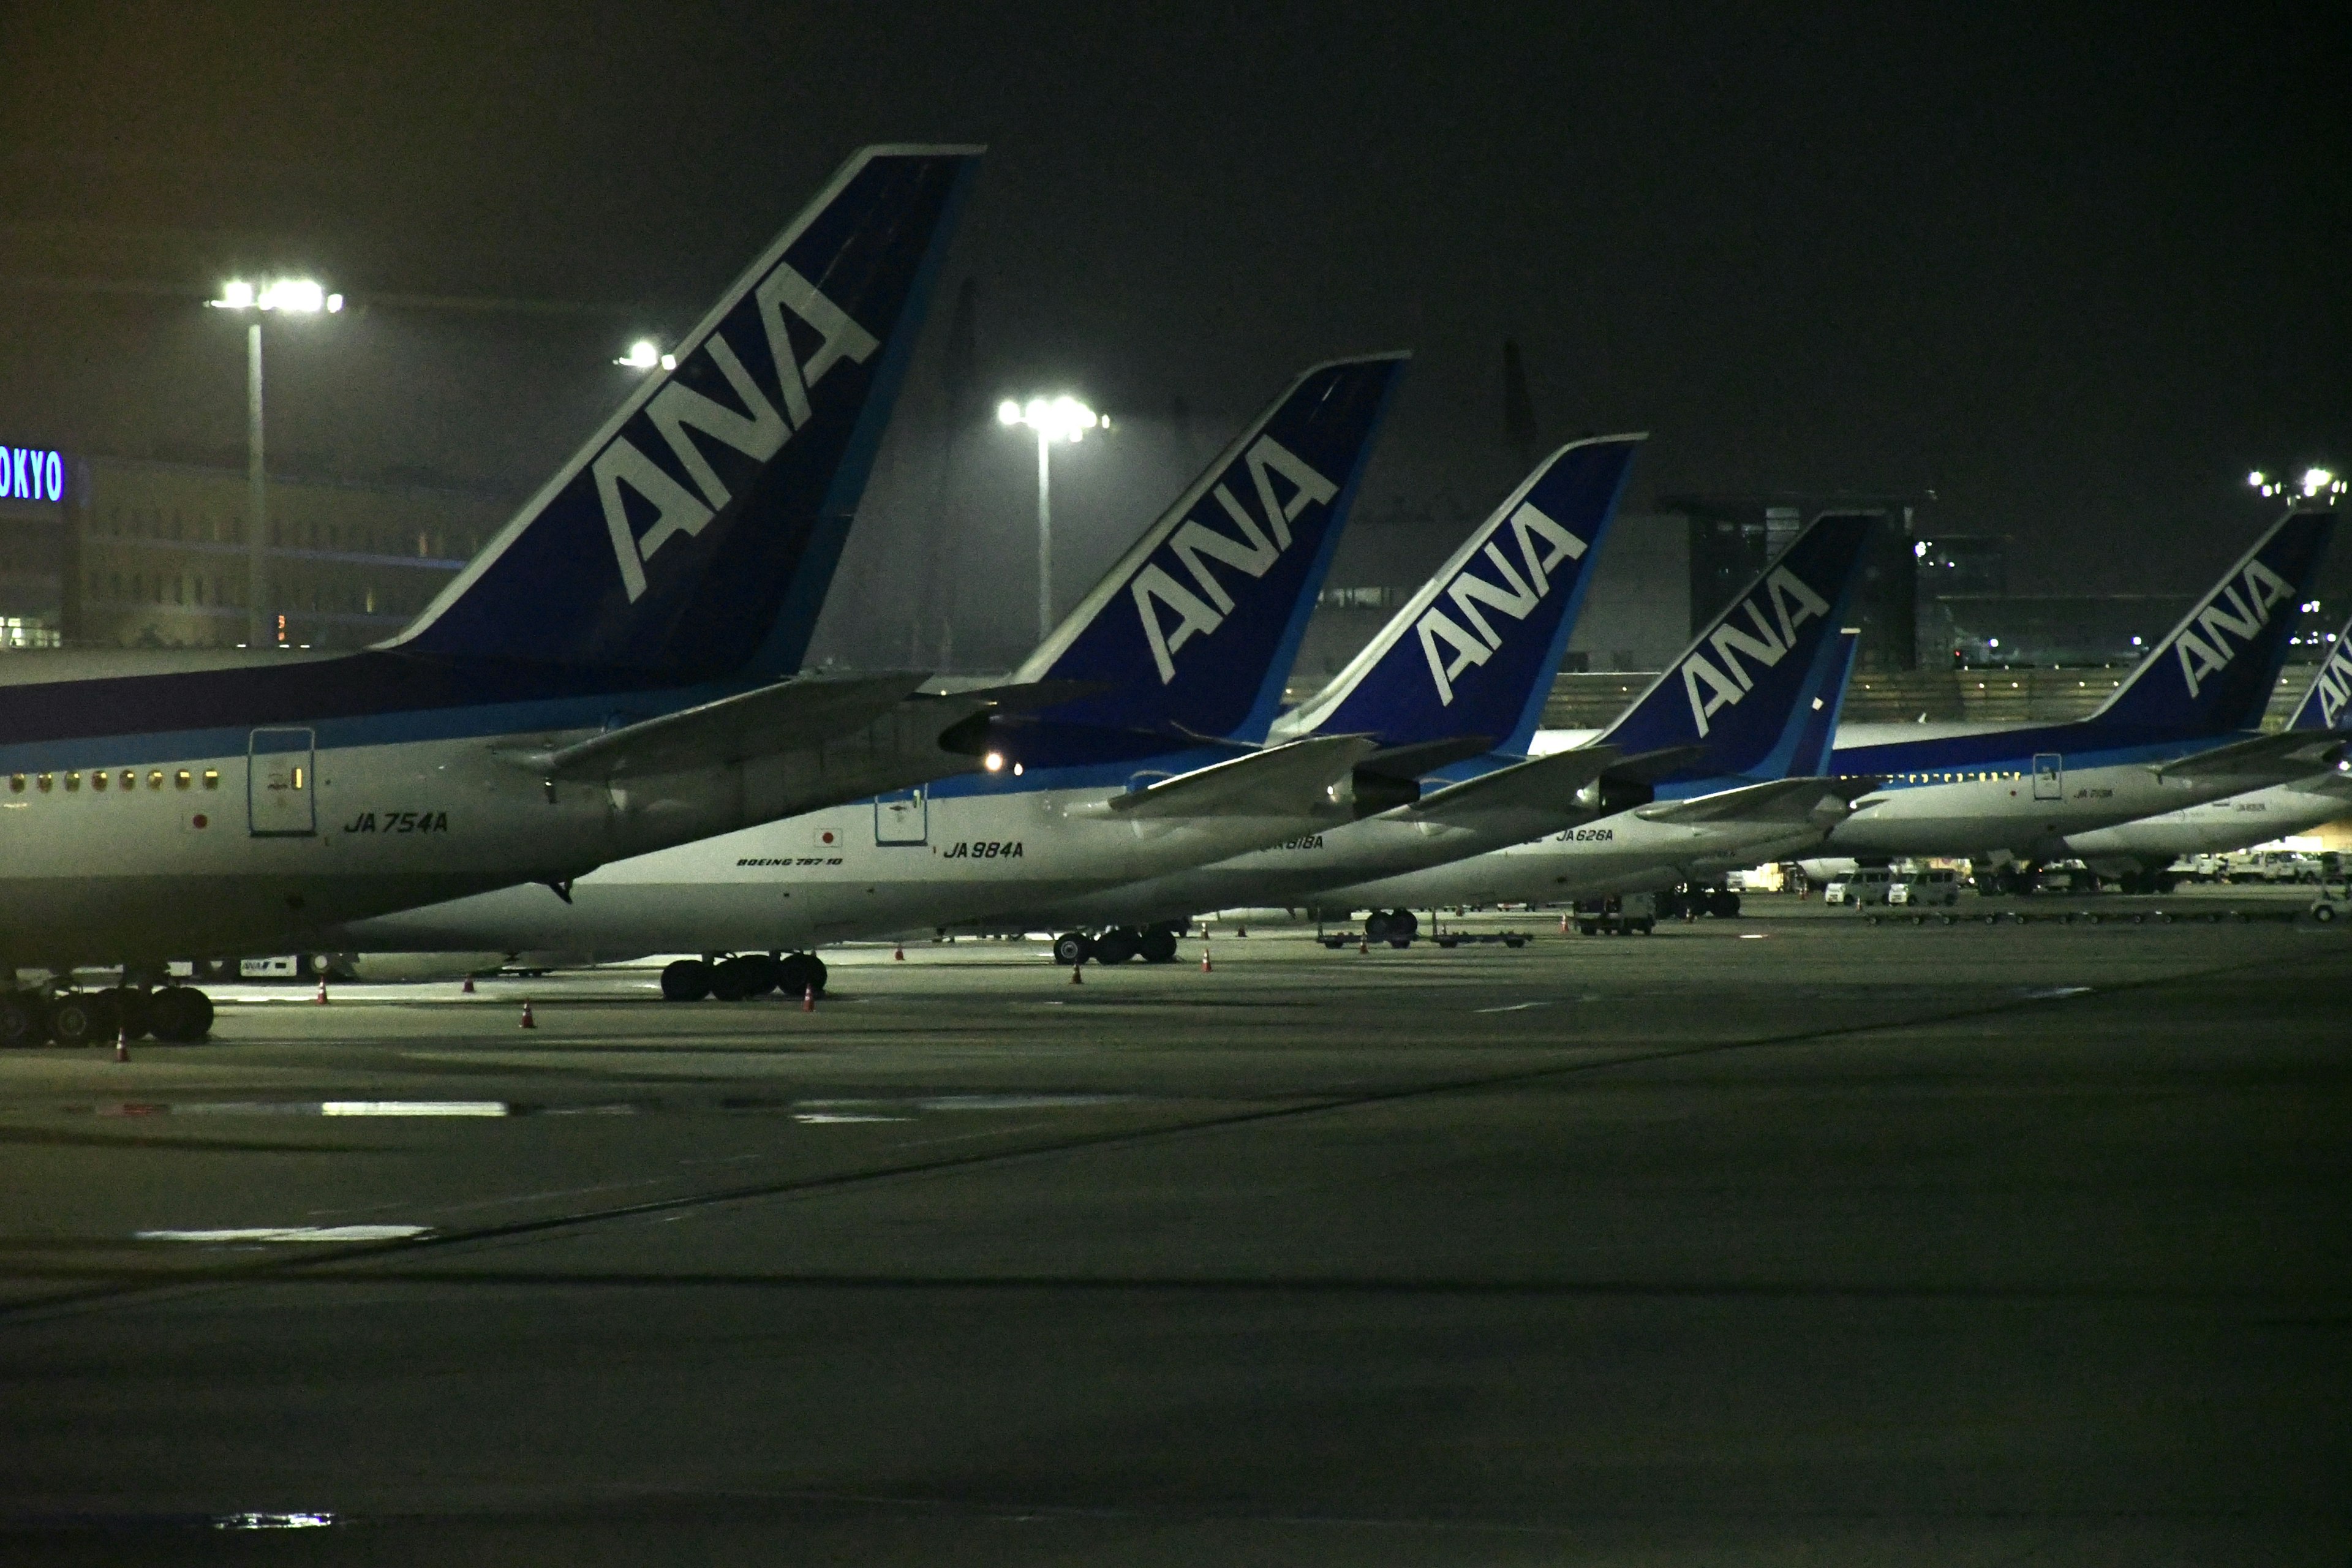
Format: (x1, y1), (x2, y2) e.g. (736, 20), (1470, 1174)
(1079, 734), (1375, 820)
(1354, 734), (1499, 782)
(2150, 729), (2347, 784)
(1634, 775), (1874, 826)
(510, 671), (930, 782)
(1404, 745), (1619, 825)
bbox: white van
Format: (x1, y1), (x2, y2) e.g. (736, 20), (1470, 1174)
(1823, 868), (1894, 907)
(1888, 867), (1961, 907)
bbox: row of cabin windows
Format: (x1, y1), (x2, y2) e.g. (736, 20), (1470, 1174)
(9, 769), (222, 794)
(1897, 770), (2027, 784)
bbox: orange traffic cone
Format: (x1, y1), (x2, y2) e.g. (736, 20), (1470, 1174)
(801, 984), (816, 1012)
(1200, 944), (1213, 973)
(1358, 933), (1370, 954)
(519, 999), (535, 1029)
(461, 975), (475, 994)
(1070, 960), (1084, 986)
(1559, 913), (1569, 935)
(114, 1021), (129, 1064)
(1235, 923), (1247, 938)
(314, 975), (329, 1005)
(892, 943), (905, 962)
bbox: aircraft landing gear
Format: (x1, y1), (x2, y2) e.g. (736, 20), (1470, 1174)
(662, 952), (827, 1001)
(146, 987), (214, 1043)
(1053, 932), (1093, 967)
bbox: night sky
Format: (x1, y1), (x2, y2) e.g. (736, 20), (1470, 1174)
(2, 2), (2344, 668)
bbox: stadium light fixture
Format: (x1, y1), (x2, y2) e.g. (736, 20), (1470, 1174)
(999, 393), (1105, 639)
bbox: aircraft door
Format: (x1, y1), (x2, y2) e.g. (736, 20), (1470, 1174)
(2032, 752), (2064, 801)
(248, 728), (317, 836)
(875, 786), (928, 845)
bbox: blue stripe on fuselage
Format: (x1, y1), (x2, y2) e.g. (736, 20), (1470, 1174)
(0, 652), (754, 771)
(1833, 723), (2244, 780)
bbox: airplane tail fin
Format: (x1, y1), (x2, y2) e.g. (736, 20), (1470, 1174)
(1595, 511), (1877, 789)
(387, 145), (982, 680)
(2286, 605), (2352, 731)
(1014, 354), (1408, 742)
(1787, 627), (1861, 777)
(2086, 505), (2334, 736)
(1270, 435), (1642, 755)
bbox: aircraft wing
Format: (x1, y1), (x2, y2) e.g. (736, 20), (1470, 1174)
(1080, 734), (1377, 820)
(2150, 729), (2348, 785)
(513, 672), (933, 783)
(1633, 775), (1876, 826)
(1401, 745), (1620, 826)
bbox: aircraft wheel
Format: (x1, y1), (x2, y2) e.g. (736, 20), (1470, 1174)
(709, 956), (767, 1001)
(1093, 928), (1141, 964)
(1053, 932), (1093, 967)
(148, 987), (212, 1043)
(1710, 891), (1741, 918)
(1388, 910), (1419, 939)
(775, 952), (824, 998)
(0, 992), (45, 1047)
(660, 959), (713, 1001)
(46, 994), (99, 1047)
(1138, 927), (1179, 964)
(2312, 903), (2335, 923)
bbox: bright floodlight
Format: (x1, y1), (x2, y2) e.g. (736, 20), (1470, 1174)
(2302, 466), (2337, 497)
(1000, 393), (1100, 443)
(212, 278), (336, 314)
(2248, 470), (2267, 488)
(615, 339), (675, 371)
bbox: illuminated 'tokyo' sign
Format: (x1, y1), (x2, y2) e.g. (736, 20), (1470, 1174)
(0, 447), (66, 503)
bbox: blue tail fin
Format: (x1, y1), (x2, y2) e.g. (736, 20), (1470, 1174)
(1272, 434), (1642, 753)
(1015, 354), (1407, 742)
(1787, 627), (1861, 776)
(388, 145), (982, 679)
(2288, 605), (2352, 730)
(2086, 505), (2334, 736)
(1597, 511), (1877, 787)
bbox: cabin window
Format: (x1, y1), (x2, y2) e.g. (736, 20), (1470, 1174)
(148, 771), (164, 790)
(202, 770), (220, 790)
(6, 775), (19, 793)
(65, 772), (80, 792)
(119, 770), (136, 791)
(175, 770), (192, 790)
(37, 774), (52, 793)
(92, 771), (108, 792)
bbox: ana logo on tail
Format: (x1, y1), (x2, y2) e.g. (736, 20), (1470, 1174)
(1680, 566), (1831, 736)
(1416, 502), (1588, 706)
(1131, 435), (1337, 684)
(2312, 641), (2352, 728)
(2174, 558), (2296, 698)
(596, 267), (878, 601)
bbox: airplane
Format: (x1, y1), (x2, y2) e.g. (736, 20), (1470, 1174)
(0, 144), (996, 1044)
(992, 434), (1650, 951)
(1824, 503), (2343, 888)
(1299, 519), (1875, 922)
(332, 354), (1412, 997)
(2060, 608), (2352, 889)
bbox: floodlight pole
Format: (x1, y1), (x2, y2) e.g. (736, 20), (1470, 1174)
(246, 322), (268, 647)
(1036, 428), (1053, 641)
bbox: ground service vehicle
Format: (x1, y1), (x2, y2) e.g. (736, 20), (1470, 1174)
(1888, 867), (1961, 906)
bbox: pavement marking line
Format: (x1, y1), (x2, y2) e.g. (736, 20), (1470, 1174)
(135, 1226), (434, 1244)
(1472, 1002), (1551, 1014)
(8, 939), (2327, 1324)
(2019, 986), (2094, 1000)
(87, 1101), (509, 1118)
(320, 1102), (509, 1118)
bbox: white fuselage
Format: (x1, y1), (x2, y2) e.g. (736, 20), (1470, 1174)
(1823, 722), (2291, 859)
(336, 772), (1357, 958)
(0, 652), (971, 970)
(1306, 809), (1829, 911)
(2063, 771), (2352, 862)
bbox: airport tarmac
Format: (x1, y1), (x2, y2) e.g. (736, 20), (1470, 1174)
(0, 891), (2346, 1564)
